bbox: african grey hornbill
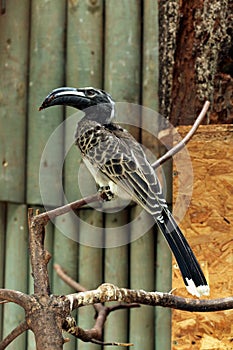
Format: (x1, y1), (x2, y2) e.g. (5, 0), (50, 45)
(39, 86), (210, 297)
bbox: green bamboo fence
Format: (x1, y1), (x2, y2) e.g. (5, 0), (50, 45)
(0, 1), (171, 349)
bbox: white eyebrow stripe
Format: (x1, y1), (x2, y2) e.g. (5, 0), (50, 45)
(56, 91), (86, 97)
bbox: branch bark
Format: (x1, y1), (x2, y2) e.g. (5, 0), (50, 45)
(68, 283), (233, 313)
(55, 264), (139, 346)
(0, 321), (29, 350)
(0, 289), (29, 308)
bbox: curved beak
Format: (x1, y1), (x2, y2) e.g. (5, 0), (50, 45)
(39, 87), (89, 111)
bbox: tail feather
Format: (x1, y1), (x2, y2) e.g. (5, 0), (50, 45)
(157, 209), (210, 297)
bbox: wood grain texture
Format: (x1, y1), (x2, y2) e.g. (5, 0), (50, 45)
(172, 125), (233, 350)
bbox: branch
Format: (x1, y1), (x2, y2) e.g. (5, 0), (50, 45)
(0, 289), (30, 308)
(152, 101), (210, 169)
(28, 208), (51, 295)
(63, 317), (133, 347)
(33, 193), (101, 225)
(68, 283), (233, 313)
(55, 264), (139, 346)
(0, 321), (29, 350)
(54, 263), (86, 292)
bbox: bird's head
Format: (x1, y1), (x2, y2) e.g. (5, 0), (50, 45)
(39, 87), (115, 124)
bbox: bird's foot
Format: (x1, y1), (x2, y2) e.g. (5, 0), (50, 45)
(98, 185), (115, 201)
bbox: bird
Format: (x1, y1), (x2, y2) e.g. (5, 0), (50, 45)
(39, 86), (210, 297)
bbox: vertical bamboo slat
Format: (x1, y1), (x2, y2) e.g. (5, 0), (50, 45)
(52, 217), (78, 350)
(65, 0), (104, 202)
(130, 206), (155, 350)
(142, 1), (171, 349)
(65, 5), (104, 350)
(0, 1), (167, 348)
(104, 0), (141, 104)
(0, 2), (30, 202)
(3, 204), (28, 350)
(104, 1), (142, 348)
(155, 157), (172, 350)
(78, 209), (103, 350)
(142, 0), (159, 112)
(27, 0), (66, 206)
(0, 203), (6, 341)
(104, 211), (129, 346)
(104, 0), (145, 346)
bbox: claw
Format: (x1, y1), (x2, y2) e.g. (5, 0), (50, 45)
(98, 185), (114, 201)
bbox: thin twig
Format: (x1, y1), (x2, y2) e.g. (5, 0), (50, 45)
(0, 321), (29, 350)
(54, 264), (86, 292)
(152, 101), (210, 169)
(54, 264), (102, 313)
(63, 317), (134, 347)
(90, 338), (134, 347)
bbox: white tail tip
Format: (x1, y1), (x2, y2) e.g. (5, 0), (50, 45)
(186, 278), (210, 298)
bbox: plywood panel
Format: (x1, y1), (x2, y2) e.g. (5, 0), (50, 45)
(172, 125), (233, 350)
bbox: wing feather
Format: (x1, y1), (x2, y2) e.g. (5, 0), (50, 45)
(85, 125), (167, 218)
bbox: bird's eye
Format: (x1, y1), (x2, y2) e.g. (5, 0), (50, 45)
(85, 89), (97, 98)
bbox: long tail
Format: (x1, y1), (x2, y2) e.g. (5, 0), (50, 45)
(156, 209), (210, 297)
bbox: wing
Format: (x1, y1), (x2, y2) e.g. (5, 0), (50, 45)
(84, 123), (167, 220)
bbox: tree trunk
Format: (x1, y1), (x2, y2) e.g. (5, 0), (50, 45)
(159, 0), (233, 125)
